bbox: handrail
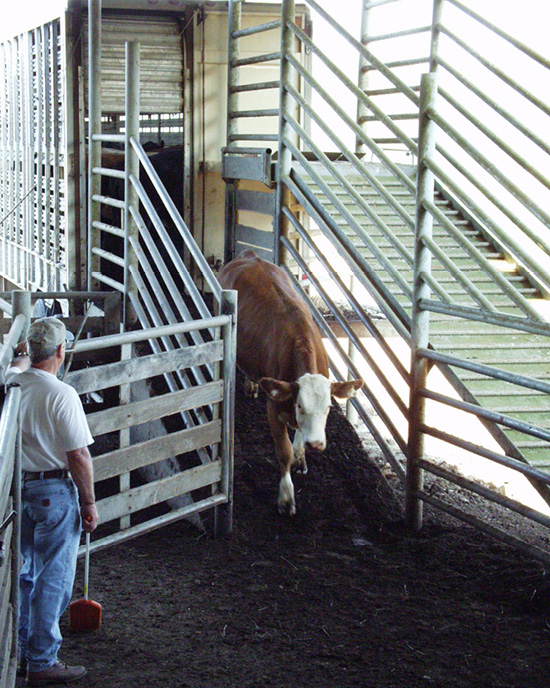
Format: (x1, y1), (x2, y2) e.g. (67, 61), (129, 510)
(289, 21), (418, 155)
(285, 53), (416, 193)
(444, 0), (550, 72)
(437, 23), (550, 119)
(302, 0), (420, 106)
(435, 57), (550, 157)
(428, 107), (550, 231)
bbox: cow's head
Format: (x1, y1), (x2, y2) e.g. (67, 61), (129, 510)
(259, 373), (363, 451)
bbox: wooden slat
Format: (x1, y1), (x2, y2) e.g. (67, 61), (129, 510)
(66, 340), (223, 395)
(0, 520), (13, 606)
(87, 379), (224, 436)
(97, 460), (222, 523)
(0, 486), (12, 533)
(0, 611), (14, 688)
(93, 419), (222, 481)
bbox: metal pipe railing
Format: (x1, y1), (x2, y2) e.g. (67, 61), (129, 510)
(418, 347), (550, 395)
(428, 109), (550, 233)
(282, 235), (409, 419)
(284, 170), (413, 341)
(421, 388), (550, 444)
(429, 153), (550, 291)
(232, 20), (281, 39)
(444, 0), (550, 75)
(438, 87), (550, 194)
(289, 21), (418, 156)
(129, 173), (212, 318)
(130, 138), (221, 300)
(438, 25), (550, 119)
(284, 137), (414, 302)
(281, 205), (411, 385)
(303, 0), (419, 107)
(434, 57), (550, 158)
(282, 252), (410, 459)
(419, 424), (550, 486)
(284, 57), (416, 199)
(419, 299), (550, 338)
(421, 196), (543, 319)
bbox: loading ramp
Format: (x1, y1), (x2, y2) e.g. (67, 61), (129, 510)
(305, 166), (550, 477)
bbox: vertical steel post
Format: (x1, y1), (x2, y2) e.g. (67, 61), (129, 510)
(429, 0), (445, 74)
(215, 288), (237, 536)
(87, 0), (102, 290)
(356, 1), (371, 155)
(124, 41), (141, 329)
(224, 0), (242, 263)
(274, 0), (296, 266)
(226, 0), (241, 150)
(11, 290), (31, 340)
(62, 9), (82, 292)
(406, 72), (438, 532)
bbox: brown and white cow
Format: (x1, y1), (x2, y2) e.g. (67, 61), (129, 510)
(219, 250), (363, 515)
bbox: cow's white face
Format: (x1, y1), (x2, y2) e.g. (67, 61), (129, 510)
(259, 373), (364, 516)
(294, 373), (331, 451)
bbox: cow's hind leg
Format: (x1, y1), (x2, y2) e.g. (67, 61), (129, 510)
(267, 402), (296, 516)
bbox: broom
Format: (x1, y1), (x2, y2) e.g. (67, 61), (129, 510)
(69, 532), (102, 631)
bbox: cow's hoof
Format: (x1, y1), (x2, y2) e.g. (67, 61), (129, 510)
(244, 378), (259, 398)
(278, 501), (296, 516)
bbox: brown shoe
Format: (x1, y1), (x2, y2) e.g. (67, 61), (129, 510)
(27, 660), (86, 686)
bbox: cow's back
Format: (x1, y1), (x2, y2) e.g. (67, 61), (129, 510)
(219, 251), (328, 382)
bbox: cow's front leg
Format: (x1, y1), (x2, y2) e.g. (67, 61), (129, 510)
(292, 430), (308, 475)
(267, 402), (296, 516)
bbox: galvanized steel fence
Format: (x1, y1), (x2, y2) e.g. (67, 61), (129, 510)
(0, 313), (25, 688)
(85, 1), (237, 540)
(226, 0), (550, 560)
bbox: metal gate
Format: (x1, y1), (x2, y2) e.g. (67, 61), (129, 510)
(225, 0), (550, 561)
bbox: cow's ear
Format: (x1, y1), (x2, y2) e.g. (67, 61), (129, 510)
(330, 379), (364, 399)
(260, 377), (295, 402)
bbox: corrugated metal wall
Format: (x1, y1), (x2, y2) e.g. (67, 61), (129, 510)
(82, 14), (185, 114)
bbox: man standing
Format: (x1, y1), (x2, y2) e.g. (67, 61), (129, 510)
(6, 316), (98, 686)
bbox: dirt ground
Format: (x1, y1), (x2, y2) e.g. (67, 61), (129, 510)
(19, 374), (550, 688)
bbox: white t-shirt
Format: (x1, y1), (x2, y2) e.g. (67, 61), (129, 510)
(6, 366), (93, 472)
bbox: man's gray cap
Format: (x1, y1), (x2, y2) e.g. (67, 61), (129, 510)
(27, 317), (66, 351)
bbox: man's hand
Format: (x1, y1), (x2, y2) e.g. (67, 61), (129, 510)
(81, 503), (99, 532)
(11, 342), (30, 372)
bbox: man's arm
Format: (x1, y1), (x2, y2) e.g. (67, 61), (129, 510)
(67, 446), (99, 532)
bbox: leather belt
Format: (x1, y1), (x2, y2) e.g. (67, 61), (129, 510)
(23, 469), (69, 481)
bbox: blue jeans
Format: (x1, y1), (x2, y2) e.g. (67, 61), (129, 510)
(19, 478), (81, 672)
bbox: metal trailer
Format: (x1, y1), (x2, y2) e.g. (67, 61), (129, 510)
(0, 0), (309, 295)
